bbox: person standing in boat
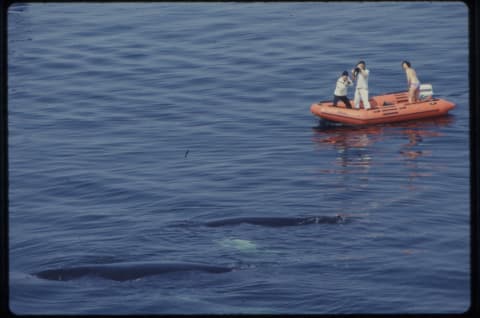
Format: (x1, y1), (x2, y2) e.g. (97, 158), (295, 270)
(352, 60), (371, 110)
(333, 71), (353, 108)
(402, 60), (420, 103)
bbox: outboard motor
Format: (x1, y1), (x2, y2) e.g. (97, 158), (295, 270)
(419, 84), (433, 100)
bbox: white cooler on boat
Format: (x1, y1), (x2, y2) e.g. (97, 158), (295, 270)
(419, 84), (433, 100)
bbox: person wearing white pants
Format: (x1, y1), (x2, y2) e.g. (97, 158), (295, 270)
(352, 61), (371, 110)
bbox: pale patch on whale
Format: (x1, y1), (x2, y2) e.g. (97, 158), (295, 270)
(218, 238), (257, 252)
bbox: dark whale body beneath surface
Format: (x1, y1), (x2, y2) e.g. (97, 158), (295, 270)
(204, 215), (348, 227)
(33, 262), (234, 281)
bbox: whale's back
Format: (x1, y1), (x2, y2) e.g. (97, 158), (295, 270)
(33, 262), (234, 281)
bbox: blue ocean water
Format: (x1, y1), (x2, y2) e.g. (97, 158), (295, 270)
(7, 2), (470, 315)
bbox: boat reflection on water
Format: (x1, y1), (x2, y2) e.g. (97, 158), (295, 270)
(311, 115), (454, 181)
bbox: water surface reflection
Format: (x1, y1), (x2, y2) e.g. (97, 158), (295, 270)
(311, 116), (454, 189)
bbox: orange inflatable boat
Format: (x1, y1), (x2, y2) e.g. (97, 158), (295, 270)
(310, 84), (455, 125)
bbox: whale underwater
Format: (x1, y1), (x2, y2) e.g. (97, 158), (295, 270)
(204, 215), (348, 227)
(34, 216), (351, 281)
(33, 262), (234, 282)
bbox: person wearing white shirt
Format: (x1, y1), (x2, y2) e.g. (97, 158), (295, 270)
(352, 61), (371, 110)
(333, 71), (353, 108)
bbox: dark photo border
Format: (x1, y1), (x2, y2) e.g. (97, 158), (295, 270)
(0, 0), (478, 317)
